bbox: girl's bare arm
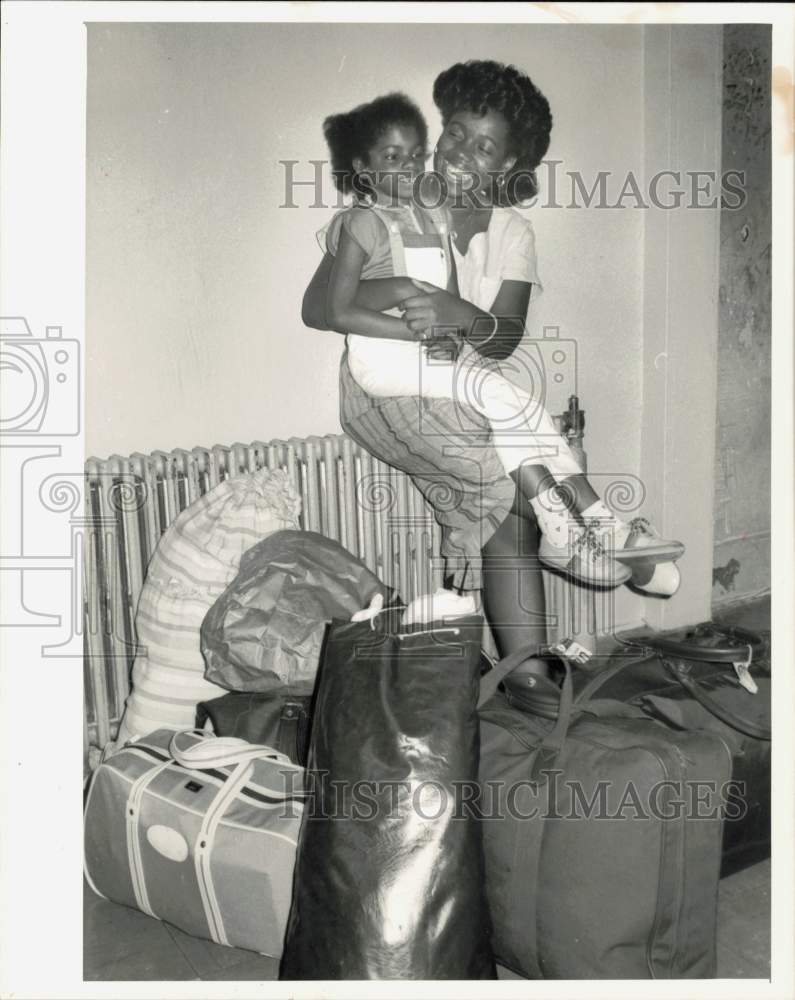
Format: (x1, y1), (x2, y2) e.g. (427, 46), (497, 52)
(302, 251), (418, 333)
(325, 228), (417, 341)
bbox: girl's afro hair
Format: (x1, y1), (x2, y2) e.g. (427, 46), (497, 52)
(433, 60), (552, 204)
(323, 92), (427, 195)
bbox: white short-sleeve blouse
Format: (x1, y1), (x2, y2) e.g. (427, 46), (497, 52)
(452, 207), (543, 314)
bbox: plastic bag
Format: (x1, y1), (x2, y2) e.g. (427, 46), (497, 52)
(201, 529), (393, 695)
(280, 610), (496, 980)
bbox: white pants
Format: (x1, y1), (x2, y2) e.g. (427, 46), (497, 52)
(353, 342), (583, 480)
(348, 241), (583, 481)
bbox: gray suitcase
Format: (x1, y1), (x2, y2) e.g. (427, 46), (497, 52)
(84, 729), (305, 957)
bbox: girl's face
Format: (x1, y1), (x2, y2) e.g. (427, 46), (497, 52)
(354, 124), (428, 202)
(434, 107), (517, 201)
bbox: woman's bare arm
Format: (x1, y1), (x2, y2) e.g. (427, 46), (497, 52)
(477, 279), (532, 360)
(399, 279), (532, 361)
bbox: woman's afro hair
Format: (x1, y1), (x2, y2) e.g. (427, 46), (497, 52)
(433, 60), (552, 204)
(323, 92), (427, 195)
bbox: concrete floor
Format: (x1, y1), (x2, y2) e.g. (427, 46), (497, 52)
(83, 858), (771, 981)
(84, 596), (771, 982)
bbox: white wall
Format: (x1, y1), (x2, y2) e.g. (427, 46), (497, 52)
(640, 25), (723, 630)
(87, 21), (645, 482)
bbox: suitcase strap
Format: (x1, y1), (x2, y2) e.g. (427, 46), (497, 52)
(527, 658), (574, 781)
(193, 757), (260, 946)
(477, 638), (591, 710)
(124, 733), (304, 945)
(635, 623), (765, 662)
(477, 646), (540, 708)
(277, 701), (308, 765)
(575, 637), (771, 741)
(125, 758), (175, 919)
(169, 731), (296, 772)
(661, 657), (771, 740)
(480, 652), (576, 780)
(168, 732), (306, 945)
(479, 641), (603, 778)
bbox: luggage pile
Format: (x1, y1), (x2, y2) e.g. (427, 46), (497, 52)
(84, 485), (771, 980)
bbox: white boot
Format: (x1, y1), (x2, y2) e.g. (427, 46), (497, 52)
(630, 561), (681, 597)
(529, 487), (573, 550)
(581, 502), (685, 566)
(531, 491), (630, 588)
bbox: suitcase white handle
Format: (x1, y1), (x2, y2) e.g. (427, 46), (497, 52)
(169, 731), (297, 771)
(167, 731), (301, 949)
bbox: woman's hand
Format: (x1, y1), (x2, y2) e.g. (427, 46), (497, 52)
(398, 280), (474, 336)
(403, 278), (533, 361)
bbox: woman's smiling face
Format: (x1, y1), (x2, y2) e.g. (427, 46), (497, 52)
(435, 107), (516, 200)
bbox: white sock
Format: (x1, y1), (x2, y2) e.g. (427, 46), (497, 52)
(403, 588), (477, 626)
(530, 488), (577, 549)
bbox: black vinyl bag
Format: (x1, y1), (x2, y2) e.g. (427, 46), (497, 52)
(280, 611), (496, 981)
(201, 529), (393, 695)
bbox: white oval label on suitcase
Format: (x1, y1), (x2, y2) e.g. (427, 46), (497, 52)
(146, 824), (189, 863)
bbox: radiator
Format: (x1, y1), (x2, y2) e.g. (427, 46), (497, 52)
(83, 432), (603, 764)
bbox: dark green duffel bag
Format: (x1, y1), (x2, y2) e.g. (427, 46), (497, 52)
(479, 645), (734, 979)
(550, 622), (770, 875)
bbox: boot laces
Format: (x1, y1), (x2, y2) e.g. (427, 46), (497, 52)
(574, 525), (607, 562)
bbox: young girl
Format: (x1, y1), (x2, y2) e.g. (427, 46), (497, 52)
(319, 91), (684, 591)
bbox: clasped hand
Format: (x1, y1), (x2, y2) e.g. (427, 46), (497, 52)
(398, 279), (464, 347)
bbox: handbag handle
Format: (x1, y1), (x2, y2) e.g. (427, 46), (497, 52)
(661, 658), (771, 740)
(169, 731), (298, 771)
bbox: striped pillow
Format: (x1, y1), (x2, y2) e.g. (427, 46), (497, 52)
(116, 469), (301, 745)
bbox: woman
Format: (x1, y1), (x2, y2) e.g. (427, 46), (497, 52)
(303, 60), (563, 675)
